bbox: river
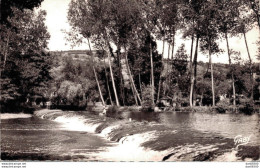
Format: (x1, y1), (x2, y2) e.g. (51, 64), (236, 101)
(1, 109), (259, 161)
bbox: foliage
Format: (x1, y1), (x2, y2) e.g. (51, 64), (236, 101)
(238, 102), (254, 115)
(49, 55), (100, 109)
(128, 34), (162, 92)
(106, 105), (121, 118)
(1, 0), (43, 24)
(216, 98), (230, 113)
(167, 44), (190, 96)
(0, 7), (50, 112)
(141, 85), (155, 111)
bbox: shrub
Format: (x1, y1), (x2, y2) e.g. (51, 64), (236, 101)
(215, 106), (226, 113)
(141, 85), (155, 112)
(239, 102), (254, 115)
(216, 98), (230, 113)
(106, 105), (121, 118)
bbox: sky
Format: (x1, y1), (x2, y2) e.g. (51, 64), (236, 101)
(39, 0), (260, 64)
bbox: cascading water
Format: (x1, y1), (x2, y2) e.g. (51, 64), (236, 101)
(3, 109), (258, 161)
(34, 109), (174, 161)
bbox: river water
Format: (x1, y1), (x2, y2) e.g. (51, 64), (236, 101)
(1, 109), (259, 161)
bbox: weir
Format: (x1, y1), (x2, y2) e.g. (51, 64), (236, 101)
(32, 109), (260, 161)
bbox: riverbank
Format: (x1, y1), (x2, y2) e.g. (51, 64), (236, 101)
(89, 104), (260, 115)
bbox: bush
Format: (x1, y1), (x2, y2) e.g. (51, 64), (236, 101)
(216, 98), (230, 113)
(106, 105), (121, 118)
(141, 85), (155, 112)
(238, 102), (254, 115)
(215, 106), (226, 113)
(192, 106), (214, 113)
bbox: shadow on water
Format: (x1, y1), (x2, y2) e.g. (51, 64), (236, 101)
(1, 116), (113, 161)
(128, 111), (161, 122)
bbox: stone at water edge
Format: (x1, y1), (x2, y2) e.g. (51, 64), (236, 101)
(154, 107), (161, 112)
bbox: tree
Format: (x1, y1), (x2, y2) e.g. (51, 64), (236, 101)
(136, 0), (159, 106)
(156, 0), (182, 100)
(107, 0), (143, 105)
(67, 0), (120, 106)
(127, 32), (162, 106)
(234, 4), (256, 99)
(181, 0), (206, 107)
(217, 0), (245, 105)
(199, 1), (224, 106)
(0, 7), (50, 112)
(1, 0), (43, 24)
(167, 44), (190, 100)
(230, 53), (251, 100)
(87, 39), (105, 106)
(50, 56), (97, 108)
(243, 0), (260, 30)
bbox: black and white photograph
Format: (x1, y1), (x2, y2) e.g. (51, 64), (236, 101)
(0, 0), (260, 167)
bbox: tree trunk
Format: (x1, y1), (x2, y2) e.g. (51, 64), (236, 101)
(139, 72), (142, 96)
(156, 40), (165, 104)
(3, 31), (10, 70)
(171, 35), (175, 60)
(93, 66), (105, 106)
(87, 38), (105, 106)
(162, 39), (165, 56)
(156, 79), (162, 104)
(167, 42), (170, 73)
(208, 40), (215, 107)
(126, 55), (138, 106)
(116, 46), (125, 105)
(200, 92), (204, 106)
(164, 42), (171, 96)
(105, 39), (120, 106)
(120, 74), (126, 106)
(190, 35), (199, 107)
(243, 31), (254, 99)
(105, 69), (113, 105)
(103, 54), (113, 106)
(190, 32), (194, 73)
(150, 41), (155, 106)
(124, 49), (142, 105)
(225, 32), (236, 106)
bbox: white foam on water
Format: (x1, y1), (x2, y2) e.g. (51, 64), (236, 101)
(100, 124), (121, 138)
(35, 110), (179, 161)
(214, 149), (239, 161)
(54, 116), (101, 133)
(34, 109), (103, 133)
(33, 109), (242, 161)
(1, 113), (32, 120)
(96, 131), (172, 161)
(34, 109), (63, 119)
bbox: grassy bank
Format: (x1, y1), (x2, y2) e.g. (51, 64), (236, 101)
(89, 104), (259, 116)
(163, 105), (259, 114)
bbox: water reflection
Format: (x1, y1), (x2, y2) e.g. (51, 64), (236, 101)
(127, 111), (260, 146)
(128, 111), (161, 122)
